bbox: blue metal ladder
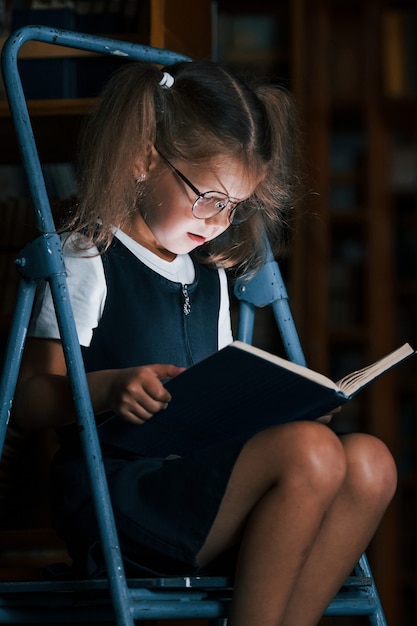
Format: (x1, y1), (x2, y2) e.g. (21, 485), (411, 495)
(0, 25), (388, 625)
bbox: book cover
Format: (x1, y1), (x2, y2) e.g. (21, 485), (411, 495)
(133, 341), (415, 456)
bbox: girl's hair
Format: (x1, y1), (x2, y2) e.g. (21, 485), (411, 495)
(66, 59), (301, 276)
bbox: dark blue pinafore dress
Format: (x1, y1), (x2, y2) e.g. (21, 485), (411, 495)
(50, 238), (248, 577)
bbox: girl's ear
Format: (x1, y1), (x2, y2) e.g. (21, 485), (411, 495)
(132, 145), (159, 179)
(146, 145), (160, 173)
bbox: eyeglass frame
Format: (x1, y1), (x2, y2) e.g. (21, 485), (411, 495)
(154, 147), (258, 224)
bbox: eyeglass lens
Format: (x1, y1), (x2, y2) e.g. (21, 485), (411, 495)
(193, 193), (258, 224)
(155, 148), (258, 224)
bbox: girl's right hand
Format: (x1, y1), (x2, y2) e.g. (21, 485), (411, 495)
(107, 364), (185, 424)
(14, 338), (185, 430)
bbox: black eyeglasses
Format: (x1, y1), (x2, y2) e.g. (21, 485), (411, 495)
(155, 148), (259, 225)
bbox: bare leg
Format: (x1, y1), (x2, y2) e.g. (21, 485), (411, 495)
(279, 433), (397, 626)
(196, 422), (396, 626)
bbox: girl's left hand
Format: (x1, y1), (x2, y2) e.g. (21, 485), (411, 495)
(316, 406), (342, 424)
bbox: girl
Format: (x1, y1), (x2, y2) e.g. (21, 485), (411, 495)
(13, 59), (397, 626)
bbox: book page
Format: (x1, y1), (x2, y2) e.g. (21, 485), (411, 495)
(337, 343), (414, 396)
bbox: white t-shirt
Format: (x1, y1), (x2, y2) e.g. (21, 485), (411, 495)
(29, 229), (234, 349)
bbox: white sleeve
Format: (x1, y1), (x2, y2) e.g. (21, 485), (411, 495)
(28, 235), (107, 347)
(218, 268), (234, 349)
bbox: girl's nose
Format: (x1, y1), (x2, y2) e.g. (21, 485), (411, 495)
(204, 210), (230, 229)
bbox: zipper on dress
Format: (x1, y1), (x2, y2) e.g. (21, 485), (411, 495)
(182, 284), (191, 315)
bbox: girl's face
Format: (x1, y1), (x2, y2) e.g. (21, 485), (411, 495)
(130, 151), (260, 261)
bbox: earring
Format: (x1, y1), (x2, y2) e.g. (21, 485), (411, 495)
(136, 173), (146, 183)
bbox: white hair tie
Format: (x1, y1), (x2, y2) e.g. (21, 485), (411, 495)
(159, 71), (175, 89)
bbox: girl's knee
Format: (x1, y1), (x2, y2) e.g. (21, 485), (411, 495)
(252, 421), (347, 493)
(342, 433), (397, 503)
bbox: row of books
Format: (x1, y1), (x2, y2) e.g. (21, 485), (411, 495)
(2, 0), (142, 36)
(0, 163), (77, 203)
(329, 132), (364, 214)
(0, 163), (77, 319)
(329, 269), (417, 346)
(329, 258), (365, 330)
(216, 10), (289, 84)
(330, 130), (417, 216)
(329, 218), (417, 334)
(2, 2), (144, 96)
(17, 54), (126, 98)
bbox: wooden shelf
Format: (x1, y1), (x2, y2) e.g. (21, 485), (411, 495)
(292, 2), (417, 624)
(0, 98), (96, 117)
(1, 32), (144, 58)
(1, 34), (97, 59)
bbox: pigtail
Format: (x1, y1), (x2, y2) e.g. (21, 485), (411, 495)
(65, 62), (162, 249)
(253, 84), (303, 253)
(201, 84), (302, 277)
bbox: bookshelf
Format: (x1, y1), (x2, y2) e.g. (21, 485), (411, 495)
(291, 1), (417, 624)
(384, 5), (417, 622)
(215, 0), (291, 87)
(1, 1), (417, 621)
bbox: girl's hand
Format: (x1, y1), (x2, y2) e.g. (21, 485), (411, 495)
(108, 364), (185, 424)
(14, 338), (185, 430)
(316, 406), (342, 424)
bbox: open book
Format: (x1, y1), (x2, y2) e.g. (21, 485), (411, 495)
(136, 341), (415, 456)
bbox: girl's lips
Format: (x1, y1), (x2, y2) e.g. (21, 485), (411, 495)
(187, 233), (206, 244)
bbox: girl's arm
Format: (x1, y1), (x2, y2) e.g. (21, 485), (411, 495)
(13, 337), (184, 431)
